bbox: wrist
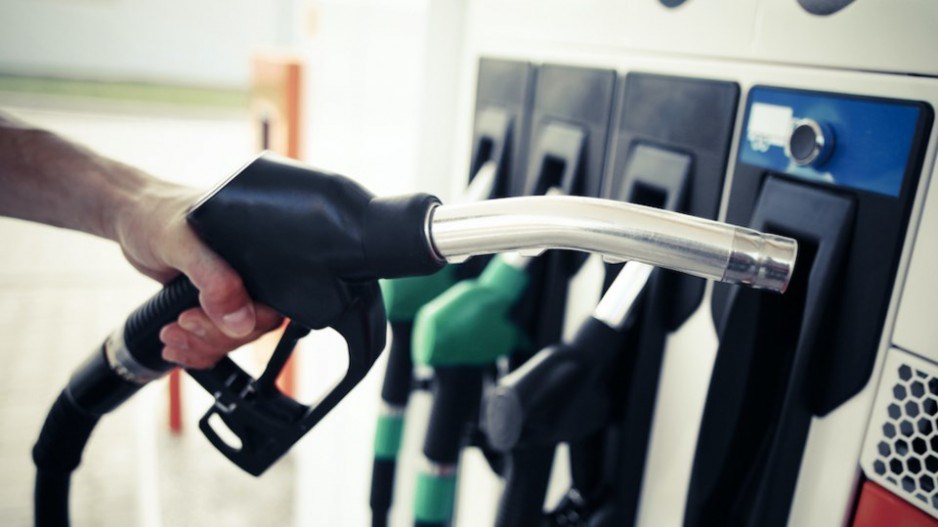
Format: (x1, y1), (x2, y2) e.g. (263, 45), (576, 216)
(104, 163), (173, 243)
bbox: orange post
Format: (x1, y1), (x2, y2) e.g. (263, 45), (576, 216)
(168, 368), (183, 435)
(165, 54), (305, 433)
(251, 53), (304, 398)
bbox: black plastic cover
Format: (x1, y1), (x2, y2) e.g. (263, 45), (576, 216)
(607, 72), (739, 328)
(592, 73), (739, 527)
(517, 63), (617, 353)
(495, 64), (617, 527)
(692, 88), (933, 527)
(712, 90), (933, 414)
(686, 177), (855, 527)
(472, 58), (536, 199)
(182, 153), (443, 475)
(522, 64), (615, 200)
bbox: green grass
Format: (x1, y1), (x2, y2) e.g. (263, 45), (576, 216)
(0, 74), (248, 109)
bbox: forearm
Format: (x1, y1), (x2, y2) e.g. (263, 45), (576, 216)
(0, 112), (162, 241)
(0, 111), (276, 361)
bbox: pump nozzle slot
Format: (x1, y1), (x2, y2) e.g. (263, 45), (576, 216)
(685, 177), (855, 527)
(429, 196), (796, 293)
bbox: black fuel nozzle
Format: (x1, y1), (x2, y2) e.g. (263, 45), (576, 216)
(35, 152), (447, 493)
(484, 260), (653, 451)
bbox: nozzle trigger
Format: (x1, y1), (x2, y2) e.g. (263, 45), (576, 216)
(187, 285), (387, 476)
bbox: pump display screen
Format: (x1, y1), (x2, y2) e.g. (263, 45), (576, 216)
(739, 87), (926, 198)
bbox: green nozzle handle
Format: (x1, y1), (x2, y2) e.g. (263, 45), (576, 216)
(412, 257), (530, 367)
(371, 268), (458, 526)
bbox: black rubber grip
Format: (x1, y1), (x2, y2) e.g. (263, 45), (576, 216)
(370, 459), (396, 527)
(370, 323), (412, 526)
(485, 317), (627, 451)
(495, 445), (554, 527)
(33, 390), (101, 527)
(381, 322), (414, 406)
(423, 367), (484, 464)
(34, 471), (71, 527)
(363, 194), (445, 278)
(123, 275), (200, 371)
(66, 346), (141, 416)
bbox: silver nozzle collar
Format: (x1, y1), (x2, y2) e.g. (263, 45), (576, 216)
(723, 228), (797, 293)
(104, 329), (167, 384)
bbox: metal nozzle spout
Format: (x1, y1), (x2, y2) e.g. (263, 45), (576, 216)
(427, 196), (797, 293)
(724, 228), (797, 293)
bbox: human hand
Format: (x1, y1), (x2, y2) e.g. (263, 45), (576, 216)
(0, 116), (281, 367)
(113, 177), (283, 368)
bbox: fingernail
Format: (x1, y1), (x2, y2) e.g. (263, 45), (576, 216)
(160, 332), (189, 350)
(222, 305), (254, 337)
(179, 318), (207, 338)
(162, 348), (179, 364)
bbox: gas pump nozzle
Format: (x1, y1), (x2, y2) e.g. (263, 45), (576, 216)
(33, 152), (795, 526)
(429, 196), (795, 293)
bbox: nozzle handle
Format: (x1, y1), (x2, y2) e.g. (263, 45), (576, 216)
(97, 274), (387, 476)
(61, 276), (199, 421)
(189, 285), (386, 475)
(122, 275), (200, 374)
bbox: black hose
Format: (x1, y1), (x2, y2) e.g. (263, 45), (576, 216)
(494, 445), (555, 527)
(371, 321), (414, 527)
(33, 390), (101, 527)
(32, 276), (199, 526)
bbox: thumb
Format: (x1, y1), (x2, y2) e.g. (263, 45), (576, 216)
(169, 230), (256, 338)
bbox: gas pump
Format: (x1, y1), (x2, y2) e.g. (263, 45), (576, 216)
(482, 73), (741, 526)
(406, 1), (938, 525)
(684, 87), (933, 527)
(369, 59), (532, 527)
(408, 63), (618, 527)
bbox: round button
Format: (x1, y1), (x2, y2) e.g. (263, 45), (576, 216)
(785, 118), (834, 167)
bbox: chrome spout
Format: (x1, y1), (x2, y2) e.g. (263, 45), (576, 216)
(427, 196), (796, 293)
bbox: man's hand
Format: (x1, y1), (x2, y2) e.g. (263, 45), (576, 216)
(0, 113), (282, 368)
(113, 180), (283, 369)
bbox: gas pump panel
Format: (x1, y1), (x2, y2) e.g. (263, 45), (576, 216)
(482, 72), (740, 527)
(515, 63), (616, 355)
(417, 1), (938, 526)
(491, 63), (617, 527)
(470, 59), (535, 198)
(582, 72), (740, 527)
(686, 87), (933, 527)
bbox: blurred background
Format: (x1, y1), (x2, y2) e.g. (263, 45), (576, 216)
(0, 0), (458, 525)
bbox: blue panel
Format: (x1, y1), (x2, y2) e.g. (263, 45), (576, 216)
(739, 87), (925, 197)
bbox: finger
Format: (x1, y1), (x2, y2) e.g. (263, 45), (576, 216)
(161, 346), (219, 370)
(177, 305), (283, 346)
(177, 308), (241, 348)
(167, 229), (255, 338)
(160, 325), (229, 368)
(254, 304), (285, 332)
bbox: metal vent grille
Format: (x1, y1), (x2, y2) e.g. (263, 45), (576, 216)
(862, 349), (938, 519)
